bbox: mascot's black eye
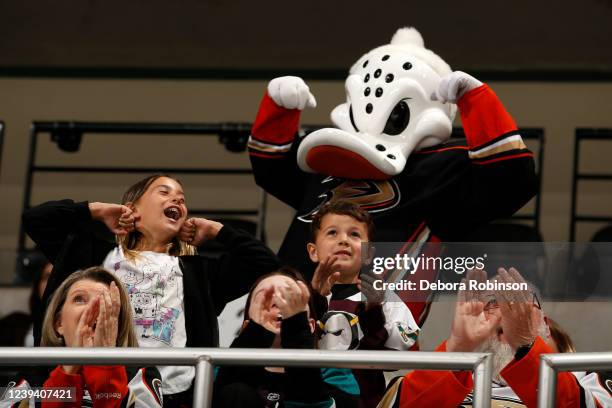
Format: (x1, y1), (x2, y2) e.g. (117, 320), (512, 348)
(383, 100), (410, 135)
(349, 105), (359, 132)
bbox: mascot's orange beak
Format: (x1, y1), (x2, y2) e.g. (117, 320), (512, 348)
(305, 145), (389, 180)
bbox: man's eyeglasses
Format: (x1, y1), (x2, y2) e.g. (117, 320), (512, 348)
(482, 292), (541, 312)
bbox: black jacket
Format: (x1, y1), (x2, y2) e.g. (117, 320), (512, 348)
(214, 313), (337, 407)
(23, 199), (281, 348)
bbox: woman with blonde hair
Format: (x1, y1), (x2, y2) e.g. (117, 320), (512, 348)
(40, 266), (138, 348)
(1, 266), (162, 407)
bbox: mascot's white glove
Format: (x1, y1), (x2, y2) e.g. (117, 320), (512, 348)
(267, 76), (317, 110)
(435, 71), (483, 104)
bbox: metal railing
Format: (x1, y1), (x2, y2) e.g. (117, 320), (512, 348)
(0, 347), (493, 407)
(538, 352), (612, 408)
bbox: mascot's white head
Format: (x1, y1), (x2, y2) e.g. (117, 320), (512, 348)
(297, 27), (456, 180)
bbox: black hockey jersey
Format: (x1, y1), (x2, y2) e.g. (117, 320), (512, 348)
(249, 84), (537, 325)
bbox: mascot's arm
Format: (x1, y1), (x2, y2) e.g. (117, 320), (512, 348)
(248, 92), (311, 210)
(461, 83), (537, 221)
(425, 84), (537, 239)
(459, 83), (531, 164)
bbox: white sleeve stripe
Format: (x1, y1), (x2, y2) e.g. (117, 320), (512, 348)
(248, 136), (292, 152)
(469, 135), (525, 156)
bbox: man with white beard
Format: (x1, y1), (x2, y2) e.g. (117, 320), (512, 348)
(378, 268), (612, 408)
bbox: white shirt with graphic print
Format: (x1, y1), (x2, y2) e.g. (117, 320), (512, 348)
(103, 247), (194, 394)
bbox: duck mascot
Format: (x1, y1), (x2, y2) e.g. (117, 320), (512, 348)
(248, 27), (536, 325)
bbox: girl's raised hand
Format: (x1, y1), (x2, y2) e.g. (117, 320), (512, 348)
(89, 202), (139, 236)
(179, 218), (223, 246)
